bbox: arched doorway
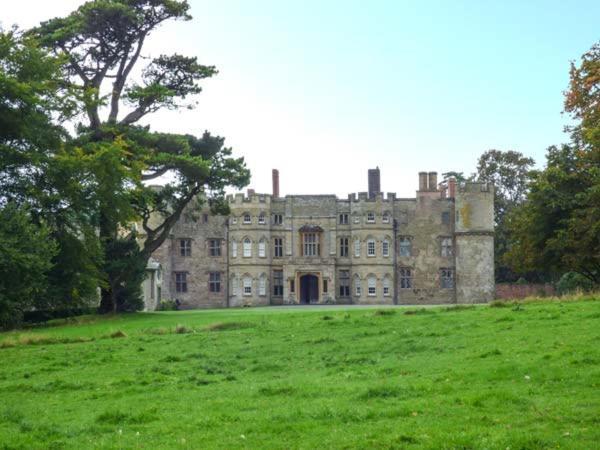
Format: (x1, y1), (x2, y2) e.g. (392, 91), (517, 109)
(299, 274), (319, 304)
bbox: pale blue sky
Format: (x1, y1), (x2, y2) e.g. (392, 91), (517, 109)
(3, 1), (599, 196)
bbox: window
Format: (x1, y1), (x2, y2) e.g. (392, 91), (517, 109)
(339, 213), (349, 225)
(354, 275), (362, 296)
(258, 212), (266, 224)
(175, 272), (187, 293)
(243, 213), (251, 224)
(382, 212), (390, 223)
(339, 237), (349, 257)
(367, 212), (375, 223)
(209, 239), (221, 257)
(367, 276), (376, 296)
(273, 214), (283, 225)
(399, 237), (412, 257)
(273, 238), (283, 258)
(179, 239), (191, 257)
(354, 239), (361, 257)
(367, 239), (376, 257)
(273, 270), (283, 296)
(231, 216), (238, 224)
(441, 211), (450, 225)
(243, 276), (252, 295)
(232, 240), (237, 258)
(258, 238), (266, 258)
(232, 276), (239, 296)
(440, 268), (454, 289)
(243, 238), (252, 257)
(441, 237), (453, 257)
(302, 233), (320, 257)
(382, 239), (390, 257)
(399, 268), (412, 289)
(209, 272), (221, 292)
(290, 279), (295, 293)
(339, 270), (350, 297)
(259, 274), (266, 296)
(383, 277), (390, 296)
(203, 213), (209, 224)
(323, 279), (328, 293)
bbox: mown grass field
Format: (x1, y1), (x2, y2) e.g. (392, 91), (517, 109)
(1, 298), (599, 449)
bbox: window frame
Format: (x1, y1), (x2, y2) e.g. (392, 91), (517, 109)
(366, 212), (375, 223)
(209, 272), (221, 293)
(383, 277), (391, 296)
(175, 271), (188, 293)
(243, 276), (252, 296)
(179, 238), (192, 257)
(339, 213), (349, 225)
(273, 270), (284, 296)
(339, 270), (350, 297)
(367, 276), (376, 296)
(339, 237), (349, 257)
(399, 236), (412, 257)
(440, 268), (455, 289)
(243, 238), (252, 258)
(243, 213), (251, 224)
(367, 239), (376, 257)
(399, 267), (412, 289)
(258, 212), (266, 225)
(258, 238), (267, 258)
(441, 237), (453, 257)
(354, 239), (361, 257)
(208, 239), (221, 257)
(382, 239), (390, 257)
(354, 275), (362, 297)
(302, 232), (320, 257)
(273, 237), (283, 258)
(273, 214), (283, 225)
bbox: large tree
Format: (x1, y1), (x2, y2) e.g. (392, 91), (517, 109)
(30, 0), (250, 312)
(0, 28), (103, 319)
(474, 150), (535, 282)
(504, 42), (600, 285)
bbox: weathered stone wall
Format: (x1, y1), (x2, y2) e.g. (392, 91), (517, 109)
(495, 283), (555, 299)
(455, 183), (495, 303)
(144, 173), (495, 309)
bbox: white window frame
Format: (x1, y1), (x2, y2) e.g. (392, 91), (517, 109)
(258, 213), (266, 225)
(354, 239), (361, 257)
(354, 275), (362, 297)
(259, 275), (266, 296)
(382, 239), (390, 257)
(243, 277), (252, 296)
(383, 277), (390, 296)
(382, 212), (390, 224)
(258, 239), (266, 258)
(232, 276), (238, 296)
(232, 240), (237, 258)
(367, 239), (376, 257)
(243, 238), (252, 257)
(366, 212), (375, 223)
(367, 276), (376, 296)
(243, 213), (251, 224)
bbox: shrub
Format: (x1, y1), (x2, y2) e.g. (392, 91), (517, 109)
(556, 272), (594, 295)
(157, 299), (178, 311)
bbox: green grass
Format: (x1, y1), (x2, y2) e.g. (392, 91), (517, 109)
(1, 298), (599, 449)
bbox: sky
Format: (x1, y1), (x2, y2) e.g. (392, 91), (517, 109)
(3, 0), (599, 197)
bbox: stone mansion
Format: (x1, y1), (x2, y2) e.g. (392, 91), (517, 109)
(142, 169), (495, 309)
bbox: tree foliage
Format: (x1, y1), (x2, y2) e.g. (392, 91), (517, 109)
(0, 204), (57, 329)
(29, 0), (250, 313)
(505, 41), (600, 286)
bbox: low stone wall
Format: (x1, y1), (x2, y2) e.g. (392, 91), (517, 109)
(495, 283), (554, 299)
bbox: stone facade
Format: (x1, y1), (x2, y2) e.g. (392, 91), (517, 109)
(143, 170), (494, 309)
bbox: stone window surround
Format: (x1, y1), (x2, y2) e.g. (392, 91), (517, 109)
(243, 276), (252, 295)
(366, 212), (375, 223)
(399, 236), (412, 257)
(243, 213), (251, 224)
(258, 212), (266, 225)
(440, 268), (454, 289)
(399, 267), (412, 289)
(179, 238), (192, 257)
(208, 238), (221, 257)
(208, 271), (221, 293)
(258, 238), (267, 258)
(354, 274), (362, 296)
(174, 271), (188, 293)
(367, 239), (376, 257)
(367, 275), (376, 296)
(243, 237), (252, 257)
(383, 276), (391, 296)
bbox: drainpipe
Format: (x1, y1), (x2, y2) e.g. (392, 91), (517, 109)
(225, 217), (230, 308)
(393, 218), (398, 305)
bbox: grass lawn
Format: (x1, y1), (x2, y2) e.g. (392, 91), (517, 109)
(1, 298), (599, 449)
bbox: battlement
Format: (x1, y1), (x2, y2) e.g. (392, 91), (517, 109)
(227, 192), (273, 205)
(458, 182), (493, 193)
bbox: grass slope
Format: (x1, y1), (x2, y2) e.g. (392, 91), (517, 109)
(1, 299), (599, 449)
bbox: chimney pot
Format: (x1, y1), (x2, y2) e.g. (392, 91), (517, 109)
(418, 172), (428, 191)
(272, 169), (279, 198)
(428, 172), (438, 191)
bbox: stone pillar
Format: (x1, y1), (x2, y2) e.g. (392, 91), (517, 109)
(428, 172), (438, 191)
(272, 169), (279, 198)
(418, 172), (428, 191)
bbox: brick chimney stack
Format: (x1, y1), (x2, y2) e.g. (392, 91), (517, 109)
(418, 172), (428, 191)
(272, 169), (279, 198)
(448, 177), (456, 198)
(368, 167), (381, 199)
(428, 172), (438, 191)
